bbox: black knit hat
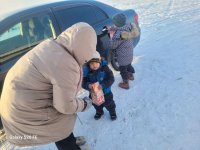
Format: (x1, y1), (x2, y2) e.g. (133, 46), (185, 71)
(112, 13), (126, 27)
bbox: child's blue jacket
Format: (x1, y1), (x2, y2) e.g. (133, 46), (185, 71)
(82, 60), (114, 95)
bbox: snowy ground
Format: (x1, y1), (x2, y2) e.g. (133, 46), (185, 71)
(1, 0), (200, 150)
(75, 0), (200, 150)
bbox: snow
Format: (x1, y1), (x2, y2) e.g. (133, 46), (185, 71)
(1, 0), (200, 149)
(74, 0), (200, 150)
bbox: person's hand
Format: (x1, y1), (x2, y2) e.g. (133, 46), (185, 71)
(89, 82), (101, 90)
(88, 84), (93, 89)
(109, 30), (115, 39)
(97, 83), (102, 90)
(106, 26), (111, 31)
(82, 97), (93, 112)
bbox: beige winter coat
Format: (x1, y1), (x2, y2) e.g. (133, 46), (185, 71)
(0, 22), (97, 146)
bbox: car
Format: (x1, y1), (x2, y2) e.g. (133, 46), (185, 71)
(0, 0), (140, 130)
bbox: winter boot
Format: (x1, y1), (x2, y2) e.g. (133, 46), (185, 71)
(80, 143), (91, 150)
(118, 80), (129, 89)
(76, 136), (86, 146)
(94, 111), (104, 120)
(109, 110), (117, 121)
(128, 72), (134, 81)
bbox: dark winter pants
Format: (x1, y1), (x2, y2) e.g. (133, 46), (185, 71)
(92, 92), (116, 114)
(119, 64), (135, 80)
(55, 133), (80, 150)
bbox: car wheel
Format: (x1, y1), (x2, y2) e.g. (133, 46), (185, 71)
(110, 49), (119, 71)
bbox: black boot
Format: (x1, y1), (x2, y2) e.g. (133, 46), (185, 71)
(94, 111), (104, 120)
(109, 110), (117, 121)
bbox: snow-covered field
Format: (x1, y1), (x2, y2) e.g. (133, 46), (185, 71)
(75, 0), (200, 150)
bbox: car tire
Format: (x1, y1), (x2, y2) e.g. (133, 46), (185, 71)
(109, 49), (119, 71)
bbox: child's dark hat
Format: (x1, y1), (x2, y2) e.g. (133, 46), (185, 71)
(112, 13), (126, 27)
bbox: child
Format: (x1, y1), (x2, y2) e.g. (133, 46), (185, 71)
(82, 51), (117, 120)
(105, 13), (136, 89)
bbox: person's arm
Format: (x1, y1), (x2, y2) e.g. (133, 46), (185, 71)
(82, 65), (92, 91)
(103, 28), (123, 50)
(82, 76), (92, 91)
(104, 37), (122, 50)
(100, 65), (115, 89)
(48, 59), (85, 114)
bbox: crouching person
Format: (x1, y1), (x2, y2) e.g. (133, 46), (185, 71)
(0, 22), (97, 150)
(82, 51), (117, 121)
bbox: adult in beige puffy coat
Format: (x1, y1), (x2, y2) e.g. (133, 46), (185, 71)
(0, 22), (97, 150)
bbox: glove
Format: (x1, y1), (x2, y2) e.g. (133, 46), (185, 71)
(82, 97), (93, 112)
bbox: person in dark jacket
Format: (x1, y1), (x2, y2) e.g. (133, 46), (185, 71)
(82, 51), (117, 120)
(105, 13), (135, 89)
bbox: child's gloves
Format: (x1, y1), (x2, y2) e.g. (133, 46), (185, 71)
(82, 97), (93, 112)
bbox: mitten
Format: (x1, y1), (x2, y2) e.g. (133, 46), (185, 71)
(82, 97), (93, 112)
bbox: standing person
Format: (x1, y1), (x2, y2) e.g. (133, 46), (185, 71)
(0, 22), (97, 150)
(105, 13), (136, 89)
(82, 51), (117, 120)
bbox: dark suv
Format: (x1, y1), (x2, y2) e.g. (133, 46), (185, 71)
(0, 0), (140, 130)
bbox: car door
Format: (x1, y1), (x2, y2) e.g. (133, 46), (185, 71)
(52, 4), (111, 60)
(0, 9), (58, 93)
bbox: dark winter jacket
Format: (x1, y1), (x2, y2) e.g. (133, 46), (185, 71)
(105, 24), (134, 66)
(82, 60), (114, 95)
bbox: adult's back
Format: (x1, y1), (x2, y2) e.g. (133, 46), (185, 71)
(0, 22), (97, 146)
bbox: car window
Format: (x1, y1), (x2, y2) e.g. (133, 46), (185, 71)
(0, 22), (24, 56)
(55, 5), (98, 30)
(22, 15), (56, 46)
(0, 23), (22, 42)
(0, 14), (56, 61)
